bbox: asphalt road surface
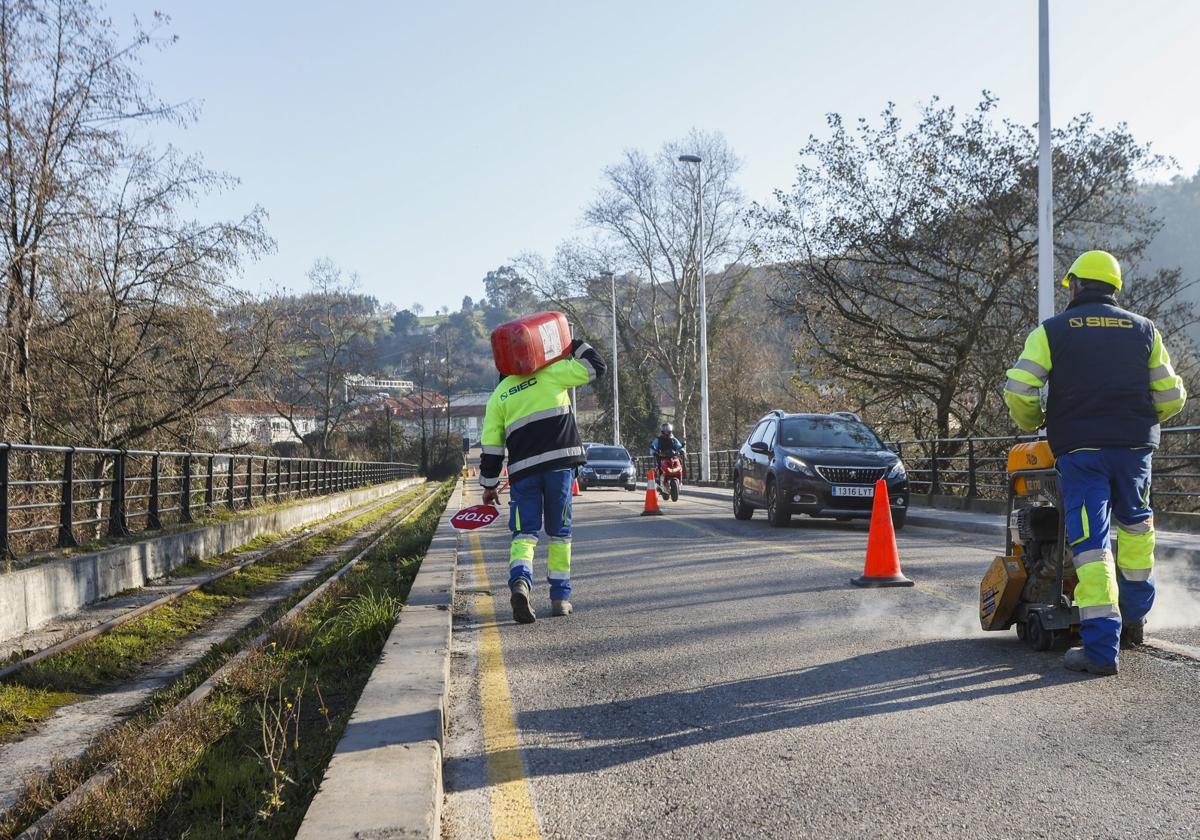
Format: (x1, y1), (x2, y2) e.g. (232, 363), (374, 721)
(443, 485), (1200, 840)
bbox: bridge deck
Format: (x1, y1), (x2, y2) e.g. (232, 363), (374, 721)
(442, 484), (1200, 839)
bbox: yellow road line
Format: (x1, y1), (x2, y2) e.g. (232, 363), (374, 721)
(469, 532), (542, 840)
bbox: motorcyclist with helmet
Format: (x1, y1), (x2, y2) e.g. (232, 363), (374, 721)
(650, 423), (685, 494)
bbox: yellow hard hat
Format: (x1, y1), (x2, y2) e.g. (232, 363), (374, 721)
(1061, 250), (1122, 291)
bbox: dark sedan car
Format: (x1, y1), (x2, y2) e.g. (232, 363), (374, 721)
(732, 411), (909, 528)
(578, 445), (637, 491)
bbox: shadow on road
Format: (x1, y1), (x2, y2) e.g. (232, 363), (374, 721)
(445, 638), (1056, 788)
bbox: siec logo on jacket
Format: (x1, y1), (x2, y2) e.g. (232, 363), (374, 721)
(498, 377), (537, 401)
(1068, 316), (1135, 329)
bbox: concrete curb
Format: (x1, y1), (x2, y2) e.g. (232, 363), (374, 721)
(296, 479), (462, 840)
(0, 477), (424, 644)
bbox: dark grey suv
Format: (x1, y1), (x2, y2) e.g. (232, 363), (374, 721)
(732, 411), (909, 528)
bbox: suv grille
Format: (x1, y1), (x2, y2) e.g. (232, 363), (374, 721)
(815, 465), (886, 485)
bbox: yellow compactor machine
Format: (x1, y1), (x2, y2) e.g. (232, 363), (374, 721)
(979, 440), (1081, 649)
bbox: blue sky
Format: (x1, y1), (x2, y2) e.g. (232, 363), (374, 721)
(109, 0), (1200, 312)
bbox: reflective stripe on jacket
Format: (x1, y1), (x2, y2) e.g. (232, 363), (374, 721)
(1004, 289), (1187, 456)
(479, 342), (606, 486)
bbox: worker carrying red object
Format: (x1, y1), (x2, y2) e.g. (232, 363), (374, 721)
(490, 311), (573, 376)
(479, 312), (606, 624)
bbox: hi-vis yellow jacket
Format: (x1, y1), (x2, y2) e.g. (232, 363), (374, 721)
(479, 340), (605, 486)
(1005, 289), (1187, 456)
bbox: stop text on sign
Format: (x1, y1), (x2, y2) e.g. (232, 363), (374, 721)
(450, 504), (501, 530)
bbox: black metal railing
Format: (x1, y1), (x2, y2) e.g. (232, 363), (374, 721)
(890, 425), (1200, 512)
(889, 434), (1039, 501)
(635, 450), (740, 487)
(632, 426), (1200, 514)
(0, 443), (420, 566)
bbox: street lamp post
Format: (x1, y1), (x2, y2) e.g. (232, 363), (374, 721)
(608, 271), (620, 447)
(678, 153), (710, 482)
(1037, 0), (1055, 324)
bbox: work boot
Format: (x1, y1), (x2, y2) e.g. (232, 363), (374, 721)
(510, 580), (536, 624)
(1120, 619), (1145, 649)
(551, 599), (573, 617)
(1063, 646), (1118, 676)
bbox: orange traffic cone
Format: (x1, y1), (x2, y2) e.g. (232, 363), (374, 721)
(640, 470), (663, 516)
(851, 479), (913, 587)
(572, 476), (581, 496)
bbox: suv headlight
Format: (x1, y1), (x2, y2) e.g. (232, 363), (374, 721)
(886, 460), (907, 480)
(784, 456), (814, 475)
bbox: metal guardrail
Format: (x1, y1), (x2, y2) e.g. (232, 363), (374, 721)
(632, 426), (1200, 513)
(0, 442), (420, 565)
(634, 450), (740, 487)
(890, 426), (1200, 512)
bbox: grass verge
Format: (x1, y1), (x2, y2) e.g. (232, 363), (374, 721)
(0, 484), (429, 741)
(0, 479), (453, 839)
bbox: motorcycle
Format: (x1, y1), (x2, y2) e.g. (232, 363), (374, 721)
(656, 452), (685, 502)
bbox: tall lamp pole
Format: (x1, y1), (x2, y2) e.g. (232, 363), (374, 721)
(679, 153), (710, 482)
(1037, 0), (1055, 324)
(608, 271), (620, 446)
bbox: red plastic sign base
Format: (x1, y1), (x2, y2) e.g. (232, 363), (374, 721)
(450, 504), (501, 530)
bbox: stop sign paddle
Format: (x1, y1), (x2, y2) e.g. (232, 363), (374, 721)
(450, 504), (501, 531)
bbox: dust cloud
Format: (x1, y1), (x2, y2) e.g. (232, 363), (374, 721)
(848, 590), (988, 640)
(1147, 563), (1200, 630)
(846, 560), (1200, 641)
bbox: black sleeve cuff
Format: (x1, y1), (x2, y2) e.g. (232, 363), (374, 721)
(574, 342), (606, 381)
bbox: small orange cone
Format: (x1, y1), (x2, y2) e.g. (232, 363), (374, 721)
(640, 470), (663, 516)
(572, 476), (581, 496)
(851, 479), (913, 587)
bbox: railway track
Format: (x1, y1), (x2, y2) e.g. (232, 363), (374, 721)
(0, 484), (433, 682)
(0, 482), (445, 834)
(12, 484), (448, 839)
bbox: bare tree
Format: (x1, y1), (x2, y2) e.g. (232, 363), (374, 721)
(756, 95), (1198, 442)
(514, 250), (663, 449)
(432, 320), (469, 439)
(39, 146), (272, 448)
(0, 0), (186, 441)
(708, 306), (821, 448)
(261, 260), (381, 456)
(569, 131), (754, 444)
